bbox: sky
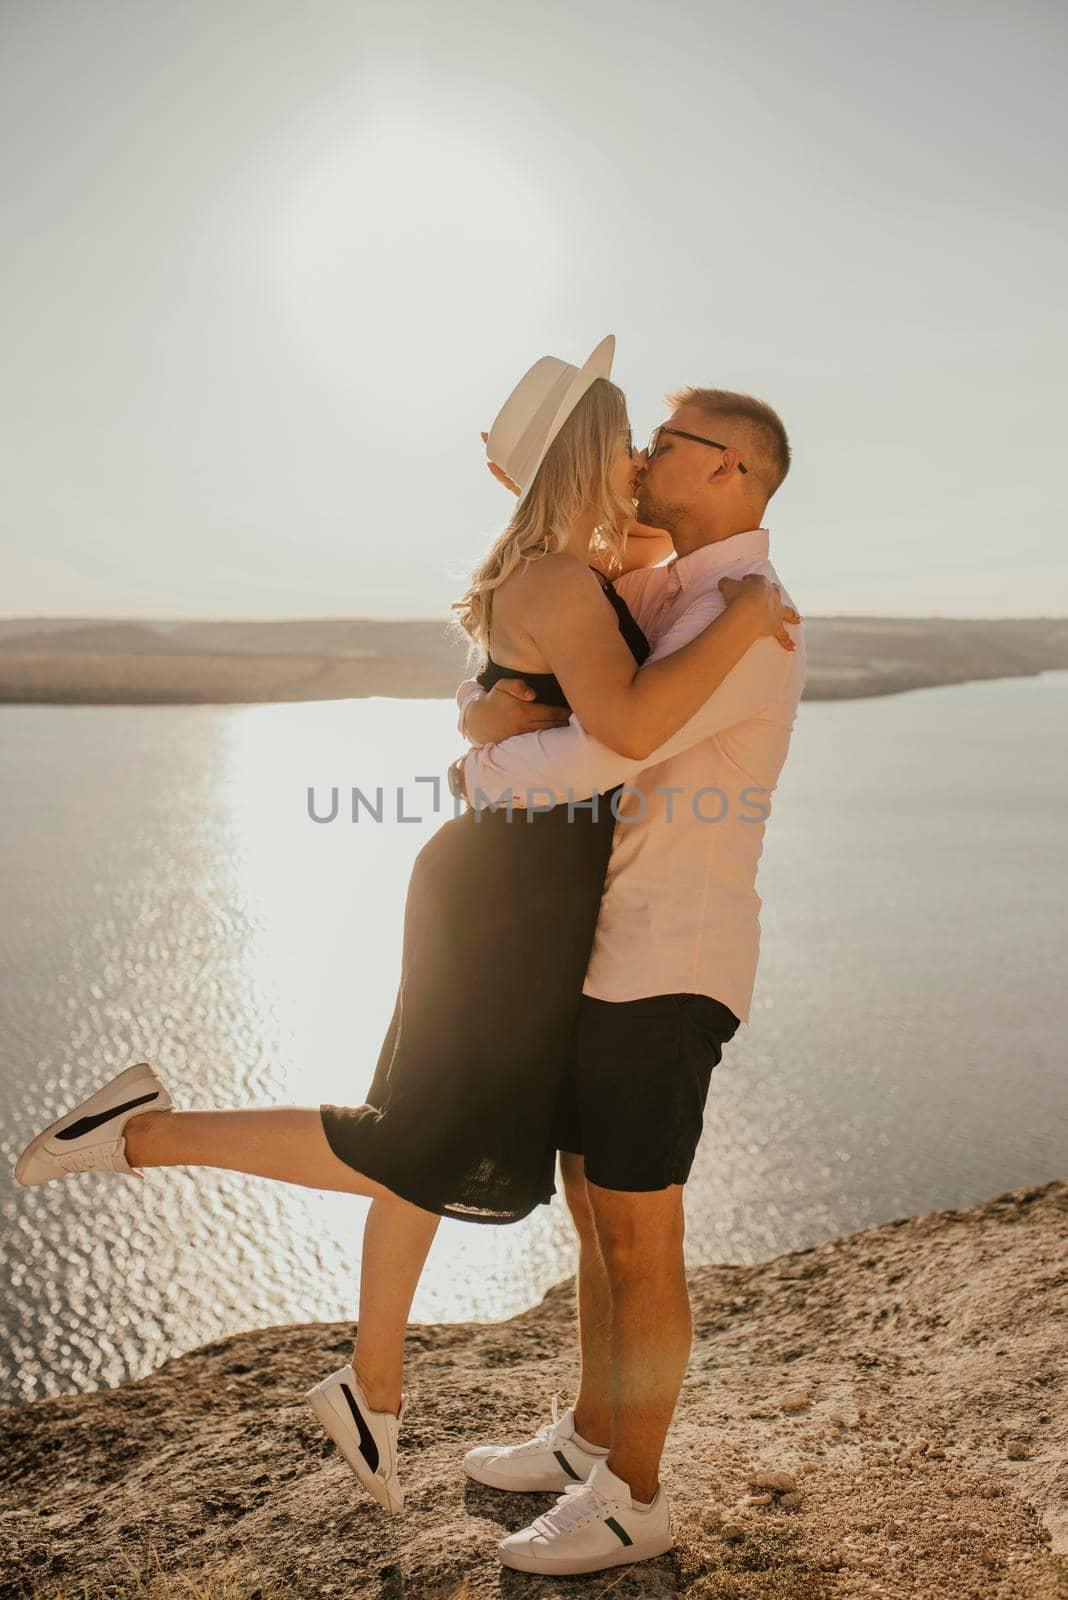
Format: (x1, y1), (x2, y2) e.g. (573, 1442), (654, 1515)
(1, 0), (1065, 621)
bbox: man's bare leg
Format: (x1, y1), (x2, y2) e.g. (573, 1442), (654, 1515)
(559, 1150), (614, 1449)
(586, 1176), (690, 1505)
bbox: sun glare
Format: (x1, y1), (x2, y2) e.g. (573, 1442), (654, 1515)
(278, 112), (559, 396)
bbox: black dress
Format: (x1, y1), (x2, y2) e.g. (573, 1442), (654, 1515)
(320, 567), (651, 1224)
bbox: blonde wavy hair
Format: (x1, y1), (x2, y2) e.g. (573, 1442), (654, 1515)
(449, 378), (634, 672)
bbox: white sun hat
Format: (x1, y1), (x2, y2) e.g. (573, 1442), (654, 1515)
(486, 334), (616, 501)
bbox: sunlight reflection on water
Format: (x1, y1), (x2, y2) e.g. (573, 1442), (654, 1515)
(2, 674), (1066, 1401)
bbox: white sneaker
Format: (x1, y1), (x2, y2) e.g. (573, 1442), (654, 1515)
(14, 1061), (174, 1187)
(498, 1455), (673, 1575)
(463, 1392), (610, 1492)
(305, 1364), (408, 1515)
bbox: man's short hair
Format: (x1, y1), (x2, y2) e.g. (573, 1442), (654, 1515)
(665, 387), (791, 499)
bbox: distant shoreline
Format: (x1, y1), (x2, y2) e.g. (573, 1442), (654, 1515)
(0, 615), (1065, 706)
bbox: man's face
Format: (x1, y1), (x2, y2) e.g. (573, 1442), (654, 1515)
(635, 404), (731, 530)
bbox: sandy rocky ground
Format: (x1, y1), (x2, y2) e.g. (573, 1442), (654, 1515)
(0, 1177), (1065, 1600)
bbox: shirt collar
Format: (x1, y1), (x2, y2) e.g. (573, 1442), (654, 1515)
(665, 527), (770, 591)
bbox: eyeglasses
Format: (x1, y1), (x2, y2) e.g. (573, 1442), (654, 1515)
(646, 425), (747, 475)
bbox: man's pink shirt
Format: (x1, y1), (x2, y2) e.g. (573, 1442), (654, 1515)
(454, 527), (806, 1025)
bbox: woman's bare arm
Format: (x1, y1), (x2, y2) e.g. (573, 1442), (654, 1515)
(589, 520), (675, 577)
(520, 558), (799, 761)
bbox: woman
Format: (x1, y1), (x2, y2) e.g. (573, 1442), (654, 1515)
(13, 336), (798, 1516)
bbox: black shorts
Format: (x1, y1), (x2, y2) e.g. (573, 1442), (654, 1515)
(552, 993), (741, 1192)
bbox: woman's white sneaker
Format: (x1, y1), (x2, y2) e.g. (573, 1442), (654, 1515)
(14, 1061), (174, 1186)
(463, 1392), (610, 1492)
(498, 1455), (673, 1575)
(305, 1364), (408, 1515)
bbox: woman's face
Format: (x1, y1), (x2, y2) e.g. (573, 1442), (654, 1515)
(609, 419), (641, 509)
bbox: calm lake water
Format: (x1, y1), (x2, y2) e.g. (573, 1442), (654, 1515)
(2, 673), (1066, 1404)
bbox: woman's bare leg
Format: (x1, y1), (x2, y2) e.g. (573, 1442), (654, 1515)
(352, 1196), (441, 1415)
(125, 1106), (443, 1411)
(124, 1106), (407, 1201)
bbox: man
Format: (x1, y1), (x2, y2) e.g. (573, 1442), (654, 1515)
(451, 387), (806, 1577)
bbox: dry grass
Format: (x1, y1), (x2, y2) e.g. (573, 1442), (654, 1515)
(11, 1529), (1068, 1600)
(681, 1523), (834, 1598)
(10, 1542), (497, 1600)
(13, 1538), (307, 1600)
(8, 1526), (834, 1600)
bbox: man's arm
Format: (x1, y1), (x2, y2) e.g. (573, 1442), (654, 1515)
(464, 596), (800, 807)
(456, 674), (573, 743)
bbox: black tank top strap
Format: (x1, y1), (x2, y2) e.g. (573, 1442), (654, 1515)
(475, 561), (650, 707)
(587, 564), (651, 667)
